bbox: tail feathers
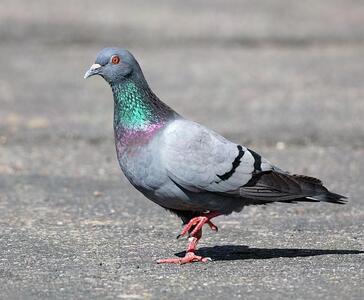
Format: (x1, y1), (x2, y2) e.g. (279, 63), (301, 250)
(291, 174), (347, 204)
(240, 171), (347, 205)
(306, 191), (347, 204)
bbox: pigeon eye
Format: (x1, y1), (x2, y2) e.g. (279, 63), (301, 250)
(111, 55), (120, 64)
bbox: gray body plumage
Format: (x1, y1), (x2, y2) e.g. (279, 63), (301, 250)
(85, 47), (346, 225)
(116, 118), (345, 219)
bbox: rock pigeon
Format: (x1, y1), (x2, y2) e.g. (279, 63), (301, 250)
(84, 48), (346, 264)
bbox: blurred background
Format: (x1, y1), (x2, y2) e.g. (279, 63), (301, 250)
(0, 1), (363, 299)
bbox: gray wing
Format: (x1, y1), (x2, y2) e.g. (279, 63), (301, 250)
(160, 119), (346, 205)
(161, 119), (273, 194)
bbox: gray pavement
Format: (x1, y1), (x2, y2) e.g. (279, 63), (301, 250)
(0, 1), (363, 299)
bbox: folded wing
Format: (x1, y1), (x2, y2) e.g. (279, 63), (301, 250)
(161, 119), (346, 205)
(161, 120), (273, 194)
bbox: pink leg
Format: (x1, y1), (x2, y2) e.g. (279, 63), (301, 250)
(157, 212), (221, 264)
(157, 230), (210, 264)
(177, 211), (221, 239)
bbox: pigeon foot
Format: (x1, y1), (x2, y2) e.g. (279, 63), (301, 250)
(157, 235), (211, 264)
(156, 252), (211, 264)
(177, 211), (221, 239)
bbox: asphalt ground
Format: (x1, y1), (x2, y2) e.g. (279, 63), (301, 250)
(0, 1), (363, 299)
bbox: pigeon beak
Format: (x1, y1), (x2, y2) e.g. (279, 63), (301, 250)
(84, 64), (102, 79)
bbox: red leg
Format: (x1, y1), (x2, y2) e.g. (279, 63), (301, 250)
(157, 212), (221, 264)
(177, 211), (221, 239)
(157, 230), (211, 264)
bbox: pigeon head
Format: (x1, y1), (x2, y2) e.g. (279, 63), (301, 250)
(84, 47), (145, 84)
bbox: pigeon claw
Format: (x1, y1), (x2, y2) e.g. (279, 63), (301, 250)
(157, 252), (212, 264)
(208, 220), (218, 232)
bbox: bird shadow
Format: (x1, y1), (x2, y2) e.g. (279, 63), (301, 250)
(175, 245), (364, 261)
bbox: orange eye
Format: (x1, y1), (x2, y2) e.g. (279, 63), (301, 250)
(111, 55), (120, 64)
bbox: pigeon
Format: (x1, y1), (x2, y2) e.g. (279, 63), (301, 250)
(84, 48), (346, 264)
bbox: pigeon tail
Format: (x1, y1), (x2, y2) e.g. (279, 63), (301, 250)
(240, 172), (347, 205)
(287, 174), (347, 204)
(305, 190), (347, 204)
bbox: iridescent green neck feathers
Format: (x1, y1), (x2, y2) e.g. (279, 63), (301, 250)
(111, 79), (175, 131)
